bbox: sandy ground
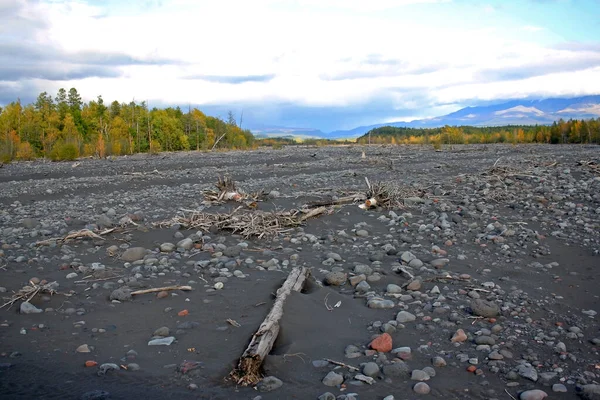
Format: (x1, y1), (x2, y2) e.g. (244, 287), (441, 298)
(0, 144), (599, 400)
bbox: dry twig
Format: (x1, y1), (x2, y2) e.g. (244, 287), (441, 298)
(130, 285), (192, 296)
(157, 206), (327, 239)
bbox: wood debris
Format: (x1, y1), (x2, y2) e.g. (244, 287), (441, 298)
(361, 177), (426, 209)
(157, 206), (328, 239)
(203, 175), (265, 204)
(0, 281), (60, 310)
(130, 285), (192, 296)
(230, 266), (310, 386)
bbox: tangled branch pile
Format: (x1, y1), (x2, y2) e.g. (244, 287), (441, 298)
(1, 281), (60, 310)
(159, 206), (327, 239)
(203, 175), (265, 204)
(362, 177), (426, 209)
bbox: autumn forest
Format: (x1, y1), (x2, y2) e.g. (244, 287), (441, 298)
(0, 88), (255, 162)
(1, 88), (599, 163)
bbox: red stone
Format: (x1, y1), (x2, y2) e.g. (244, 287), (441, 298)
(369, 333), (392, 353)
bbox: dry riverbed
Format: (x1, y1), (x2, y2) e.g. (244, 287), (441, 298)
(1, 144), (599, 400)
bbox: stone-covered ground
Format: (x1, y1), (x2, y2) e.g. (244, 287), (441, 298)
(0, 144), (599, 400)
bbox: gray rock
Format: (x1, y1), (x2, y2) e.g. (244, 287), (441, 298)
(20, 301), (43, 314)
(148, 336), (176, 346)
(369, 251), (385, 262)
(552, 384), (567, 393)
(396, 311), (416, 323)
(98, 363), (119, 375)
(177, 238), (193, 250)
(413, 382), (431, 394)
(475, 336), (495, 345)
(432, 356), (446, 367)
(322, 371), (344, 387)
(325, 271), (347, 286)
(400, 251), (416, 263)
(153, 326), (170, 337)
(160, 242), (175, 252)
(110, 287), (132, 301)
(367, 298), (395, 309)
(257, 376), (283, 392)
(354, 264), (373, 275)
(408, 258), (424, 268)
(362, 362), (380, 377)
(318, 393), (336, 400)
(580, 384), (600, 400)
(121, 247), (148, 262)
(382, 361), (409, 377)
(224, 245), (242, 257)
(519, 389), (547, 400)
(516, 364), (538, 382)
(96, 215), (113, 228)
(386, 284), (402, 294)
(355, 281), (371, 293)
(356, 229), (369, 237)
(312, 360), (330, 368)
(470, 299), (500, 318)
(411, 369), (430, 381)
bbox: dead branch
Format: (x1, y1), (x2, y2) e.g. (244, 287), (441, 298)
(156, 206), (329, 239)
(230, 266), (310, 386)
(323, 358), (360, 372)
(36, 228), (113, 246)
(0, 281), (59, 310)
(130, 285), (193, 296)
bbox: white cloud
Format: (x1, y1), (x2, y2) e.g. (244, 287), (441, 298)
(3, 0), (600, 125)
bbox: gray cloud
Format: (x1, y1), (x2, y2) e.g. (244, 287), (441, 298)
(476, 54), (600, 81)
(0, 1), (180, 84)
(182, 74), (276, 84)
(0, 64), (122, 81)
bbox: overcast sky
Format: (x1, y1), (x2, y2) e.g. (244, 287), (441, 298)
(1, 0), (600, 131)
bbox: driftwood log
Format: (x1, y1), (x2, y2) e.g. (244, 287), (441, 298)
(230, 266), (310, 385)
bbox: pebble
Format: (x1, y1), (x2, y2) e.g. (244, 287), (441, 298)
(432, 357), (447, 367)
(153, 327), (170, 337)
(20, 301), (43, 314)
(451, 329), (467, 343)
(519, 389), (548, 400)
(413, 382), (431, 394)
(257, 376), (283, 392)
(76, 344), (91, 353)
(148, 336), (175, 346)
(396, 311), (416, 323)
(470, 299), (500, 317)
(322, 371), (344, 387)
(411, 369), (430, 381)
(325, 271), (347, 286)
(120, 247), (148, 262)
(552, 383), (567, 392)
(362, 362), (380, 377)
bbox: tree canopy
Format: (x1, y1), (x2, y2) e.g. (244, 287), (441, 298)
(0, 88), (255, 162)
(356, 121), (600, 146)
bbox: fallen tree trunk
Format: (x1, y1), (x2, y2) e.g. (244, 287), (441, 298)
(230, 266), (310, 385)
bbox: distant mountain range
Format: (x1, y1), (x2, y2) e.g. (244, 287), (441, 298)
(250, 95), (600, 140)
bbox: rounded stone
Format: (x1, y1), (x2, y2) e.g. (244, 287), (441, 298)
(413, 382), (431, 394)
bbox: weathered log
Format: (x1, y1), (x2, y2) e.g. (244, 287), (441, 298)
(230, 266), (310, 385)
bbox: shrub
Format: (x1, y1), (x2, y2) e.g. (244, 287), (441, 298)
(49, 142), (79, 161)
(16, 142), (36, 161)
(149, 139), (162, 154)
